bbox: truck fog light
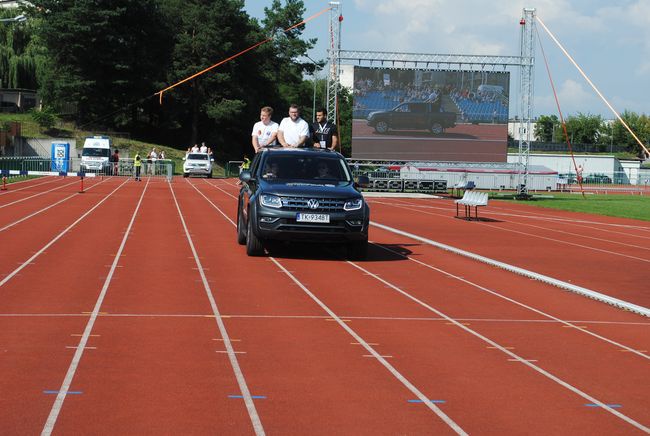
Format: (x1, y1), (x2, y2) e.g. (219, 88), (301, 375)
(260, 217), (278, 223)
(347, 220), (363, 226)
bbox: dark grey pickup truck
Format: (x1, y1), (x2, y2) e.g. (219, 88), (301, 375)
(367, 101), (456, 134)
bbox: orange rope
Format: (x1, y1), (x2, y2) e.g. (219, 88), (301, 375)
(156, 6), (332, 104)
(535, 26), (585, 197)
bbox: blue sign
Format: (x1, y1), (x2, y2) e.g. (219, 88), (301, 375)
(51, 142), (70, 172)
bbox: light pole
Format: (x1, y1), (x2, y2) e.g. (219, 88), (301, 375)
(305, 54), (323, 123)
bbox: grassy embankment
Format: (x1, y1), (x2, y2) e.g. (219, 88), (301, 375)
(0, 114), (228, 176)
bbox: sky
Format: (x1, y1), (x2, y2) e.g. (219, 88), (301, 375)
(244, 0), (649, 120)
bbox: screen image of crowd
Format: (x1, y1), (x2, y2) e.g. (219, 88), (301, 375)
(353, 67), (510, 124)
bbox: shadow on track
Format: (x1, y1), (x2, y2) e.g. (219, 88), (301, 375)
(265, 241), (414, 262)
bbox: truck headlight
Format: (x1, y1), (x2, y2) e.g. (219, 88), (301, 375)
(344, 198), (363, 211)
(260, 194), (282, 208)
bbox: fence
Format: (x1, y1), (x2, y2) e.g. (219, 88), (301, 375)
(0, 157), (174, 182)
(349, 162), (650, 194)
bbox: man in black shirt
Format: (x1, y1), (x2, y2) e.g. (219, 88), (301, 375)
(311, 108), (338, 151)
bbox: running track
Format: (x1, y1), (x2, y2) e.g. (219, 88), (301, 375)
(0, 176), (648, 435)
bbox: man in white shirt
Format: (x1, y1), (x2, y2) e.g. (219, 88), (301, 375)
(278, 104), (309, 148)
(200, 142), (208, 153)
(251, 106), (279, 152)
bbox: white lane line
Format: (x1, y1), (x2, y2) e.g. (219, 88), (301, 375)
(372, 243), (650, 360)
(385, 198), (650, 251)
(0, 177), (59, 195)
(371, 221), (650, 318)
(373, 201), (650, 262)
(346, 261), (650, 433)
(0, 177), (112, 233)
(0, 313), (648, 327)
(202, 178), (238, 199)
(41, 178), (148, 435)
(0, 178), (80, 209)
(272, 258), (467, 435)
(171, 181), (264, 436)
(0, 178), (131, 288)
(187, 179), (468, 434)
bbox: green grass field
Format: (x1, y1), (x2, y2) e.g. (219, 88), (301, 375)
(500, 192), (650, 222)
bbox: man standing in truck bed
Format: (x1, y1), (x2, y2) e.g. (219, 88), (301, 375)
(311, 108), (338, 151)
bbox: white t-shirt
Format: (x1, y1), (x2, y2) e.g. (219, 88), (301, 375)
(251, 120), (279, 147)
(279, 117), (309, 146)
(200, 145), (208, 153)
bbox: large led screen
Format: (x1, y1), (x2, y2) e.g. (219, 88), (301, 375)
(352, 67), (510, 162)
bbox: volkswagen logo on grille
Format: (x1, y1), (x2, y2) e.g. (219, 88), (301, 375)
(307, 199), (320, 209)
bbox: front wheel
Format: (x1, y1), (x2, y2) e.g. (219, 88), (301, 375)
(183, 173), (189, 178)
(374, 121), (389, 134)
(236, 206), (246, 245)
(246, 213), (265, 256)
(430, 123), (444, 134)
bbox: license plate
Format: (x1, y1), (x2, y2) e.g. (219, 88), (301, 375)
(296, 213), (330, 223)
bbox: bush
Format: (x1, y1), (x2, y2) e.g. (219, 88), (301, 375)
(30, 107), (58, 131)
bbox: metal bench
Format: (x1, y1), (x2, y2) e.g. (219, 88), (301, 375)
(455, 190), (489, 220)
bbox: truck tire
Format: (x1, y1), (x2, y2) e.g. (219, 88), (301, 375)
(236, 206), (246, 245)
(430, 123), (444, 134)
(374, 121), (389, 134)
(246, 213), (265, 256)
(183, 173), (189, 178)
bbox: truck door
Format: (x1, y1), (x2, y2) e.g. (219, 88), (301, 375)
(391, 103), (412, 129)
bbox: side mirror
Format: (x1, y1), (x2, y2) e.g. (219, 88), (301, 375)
(356, 175), (370, 188)
(239, 170), (252, 183)
(182, 157), (186, 161)
(210, 158), (214, 162)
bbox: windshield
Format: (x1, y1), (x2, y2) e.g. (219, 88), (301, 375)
(261, 155), (351, 183)
(82, 148), (110, 158)
(187, 153), (209, 160)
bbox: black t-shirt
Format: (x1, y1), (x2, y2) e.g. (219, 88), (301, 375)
(311, 121), (338, 148)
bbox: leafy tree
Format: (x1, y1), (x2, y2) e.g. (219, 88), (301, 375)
(534, 114), (559, 142)
(564, 113), (604, 144)
(0, 8), (40, 90)
(28, 0), (171, 127)
(612, 110), (650, 158)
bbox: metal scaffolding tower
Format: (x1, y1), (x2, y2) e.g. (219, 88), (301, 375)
(517, 8), (536, 197)
(326, 2), (342, 122)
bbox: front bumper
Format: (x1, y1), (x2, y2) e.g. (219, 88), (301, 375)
(254, 206), (369, 242)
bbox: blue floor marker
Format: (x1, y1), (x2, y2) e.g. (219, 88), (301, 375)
(229, 395), (266, 399)
(584, 403), (622, 408)
(408, 399), (446, 404)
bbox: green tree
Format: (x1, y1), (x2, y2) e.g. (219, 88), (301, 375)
(612, 110), (650, 158)
(564, 113), (604, 144)
(534, 114), (559, 142)
(29, 0), (171, 127)
(0, 8), (40, 90)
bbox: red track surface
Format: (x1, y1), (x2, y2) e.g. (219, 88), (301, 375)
(1, 176), (648, 435)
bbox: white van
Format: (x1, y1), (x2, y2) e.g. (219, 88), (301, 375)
(80, 136), (112, 172)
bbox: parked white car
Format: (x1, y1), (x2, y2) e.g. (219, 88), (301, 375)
(183, 152), (213, 178)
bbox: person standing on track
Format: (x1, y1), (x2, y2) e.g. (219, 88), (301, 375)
(111, 148), (120, 175)
(134, 152), (142, 181)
